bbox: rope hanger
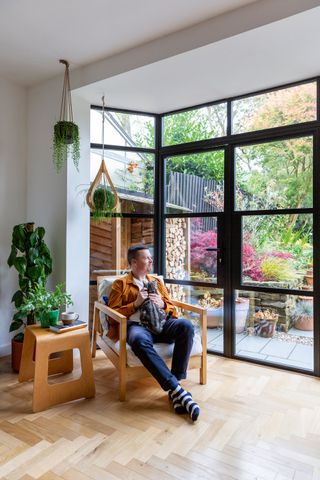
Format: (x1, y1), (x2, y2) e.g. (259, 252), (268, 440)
(59, 59), (73, 122)
(86, 96), (120, 212)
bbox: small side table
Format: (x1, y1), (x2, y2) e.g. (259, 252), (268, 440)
(19, 325), (95, 412)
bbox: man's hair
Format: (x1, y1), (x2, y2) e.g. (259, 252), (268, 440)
(127, 245), (149, 265)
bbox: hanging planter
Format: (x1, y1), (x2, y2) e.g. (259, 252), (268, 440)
(86, 96), (121, 223)
(53, 59), (80, 173)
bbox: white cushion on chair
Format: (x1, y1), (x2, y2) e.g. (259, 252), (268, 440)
(102, 331), (203, 367)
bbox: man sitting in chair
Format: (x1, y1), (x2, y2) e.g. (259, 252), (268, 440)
(108, 245), (200, 421)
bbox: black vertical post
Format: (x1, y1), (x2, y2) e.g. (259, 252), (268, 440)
(223, 144), (233, 357)
(313, 131), (320, 375)
(154, 115), (164, 275)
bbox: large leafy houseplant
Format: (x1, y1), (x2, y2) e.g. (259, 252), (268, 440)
(7, 223), (52, 341)
(19, 283), (73, 328)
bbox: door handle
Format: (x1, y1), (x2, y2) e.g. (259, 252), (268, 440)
(206, 248), (223, 264)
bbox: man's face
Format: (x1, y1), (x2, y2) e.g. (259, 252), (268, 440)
(131, 249), (153, 275)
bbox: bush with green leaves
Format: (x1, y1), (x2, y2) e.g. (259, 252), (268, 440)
(7, 223), (52, 340)
(260, 256), (296, 283)
(19, 283), (73, 320)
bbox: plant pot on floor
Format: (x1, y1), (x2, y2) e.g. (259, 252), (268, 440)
(207, 298), (249, 333)
(294, 314), (313, 331)
(11, 337), (24, 372)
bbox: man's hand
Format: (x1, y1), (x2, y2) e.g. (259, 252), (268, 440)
(133, 288), (148, 309)
(148, 293), (165, 309)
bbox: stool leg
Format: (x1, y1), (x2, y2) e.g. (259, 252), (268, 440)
(79, 335), (95, 398)
(32, 348), (50, 413)
(19, 328), (36, 382)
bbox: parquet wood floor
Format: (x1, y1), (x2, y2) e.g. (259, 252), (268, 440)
(1, 352), (320, 479)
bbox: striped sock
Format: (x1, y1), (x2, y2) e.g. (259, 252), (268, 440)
(170, 385), (200, 421)
(168, 390), (186, 414)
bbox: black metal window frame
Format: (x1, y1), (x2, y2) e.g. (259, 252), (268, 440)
(90, 75), (320, 376)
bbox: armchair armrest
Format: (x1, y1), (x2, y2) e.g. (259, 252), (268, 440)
(172, 300), (207, 331)
(92, 301), (127, 359)
(94, 301), (127, 324)
(172, 300), (205, 314)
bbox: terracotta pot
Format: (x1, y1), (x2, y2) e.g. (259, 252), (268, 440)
(294, 314), (313, 331)
(11, 338), (23, 372)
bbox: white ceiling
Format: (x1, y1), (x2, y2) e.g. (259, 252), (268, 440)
(75, 7), (320, 113)
(0, 0), (258, 86)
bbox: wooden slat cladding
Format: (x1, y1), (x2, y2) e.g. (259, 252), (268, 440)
(131, 218), (153, 246)
(90, 220), (113, 277)
(89, 217), (154, 331)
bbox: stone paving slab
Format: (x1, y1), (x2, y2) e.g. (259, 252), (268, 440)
(266, 355), (313, 370)
(236, 350), (268, 361)
(260, 339), (296, 358)
(206, 328), (313, 371)
(235, 335), (271, 353)
(288, 344), (314, 363)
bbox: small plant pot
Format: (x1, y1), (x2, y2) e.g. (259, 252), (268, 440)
(256, 318), (278, 337)
(11, 337), (24, 372)
(305, 275), (313, 287)
(54, 121), (78, 145)
(39, 309), (59, 328)
(294, 314), (313, 331)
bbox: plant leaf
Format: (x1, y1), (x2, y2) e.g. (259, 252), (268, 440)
(9, 319), (23, 332)
(28, 247), (39, 263)
(11, 290), (24, 307)
(14, 257), (27, 275)
(7, 246), (17, 267)
(12, 224), (26, 251)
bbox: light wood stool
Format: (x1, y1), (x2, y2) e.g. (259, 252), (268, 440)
(19, 325), (95, 412)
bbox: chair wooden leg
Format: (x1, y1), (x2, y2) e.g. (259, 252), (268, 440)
(91, 305), (98, 358)
(200, 351), (207, 385)
(119, 368), (126, 401)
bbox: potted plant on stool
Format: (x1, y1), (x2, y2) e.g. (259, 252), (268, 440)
(19, 283), (73, 328)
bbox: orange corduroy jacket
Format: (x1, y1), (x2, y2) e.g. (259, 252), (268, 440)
(107, 272), (177, 342)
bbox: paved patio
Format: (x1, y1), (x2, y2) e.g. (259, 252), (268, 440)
(207, 327), (314, 371)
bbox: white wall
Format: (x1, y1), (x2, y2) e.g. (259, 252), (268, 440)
(27, 79), (91, 327)
(66, 94), (90, 323)
(0, 77), (27, 356)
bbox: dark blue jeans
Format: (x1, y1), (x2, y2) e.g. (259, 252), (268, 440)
(126, 317), (194, 391)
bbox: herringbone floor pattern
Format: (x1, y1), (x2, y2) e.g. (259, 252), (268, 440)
(1, 352), (320, 479)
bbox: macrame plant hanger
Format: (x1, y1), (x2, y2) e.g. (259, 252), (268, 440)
(86, 96), (120, 214)
(59, 59), (73, 125)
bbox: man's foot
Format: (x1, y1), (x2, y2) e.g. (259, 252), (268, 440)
(170, 385), (200, 421)
(168, 390), (186, 414)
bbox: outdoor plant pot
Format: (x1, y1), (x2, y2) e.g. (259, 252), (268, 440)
(207, 298), (249, 333)
(294, 314), (313, 331)
(11, 337), (23, 372)
(39, 309), (59, 328)
(254, 309), (279, 337)
(256, 318), (278, 337)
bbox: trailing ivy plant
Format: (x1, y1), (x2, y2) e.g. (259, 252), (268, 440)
(53, 120), (80, 172)
(7, 223), (52, 341)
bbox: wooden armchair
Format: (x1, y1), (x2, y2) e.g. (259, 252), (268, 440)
(91, 275), (207, 401)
